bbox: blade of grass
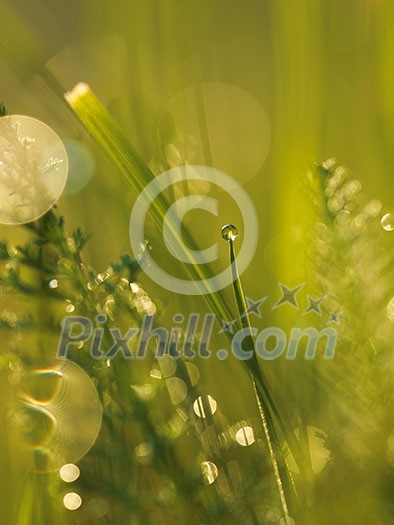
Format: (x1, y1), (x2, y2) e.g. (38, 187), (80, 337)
(64, 84), (303, 483)
(225, 227), (300, 521)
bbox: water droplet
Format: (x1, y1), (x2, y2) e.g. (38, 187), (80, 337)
(235, 426), (255, 446)
(201, 461), (218, 484)
(63, 492), (82, 511)
(386, 297), (394, 322)
(193, 395), (217, 418)
(65, 302), (75, 313)
(381, 213), (394, 232)
(59, 463), (80, 482)
(221, 224), (238, 242)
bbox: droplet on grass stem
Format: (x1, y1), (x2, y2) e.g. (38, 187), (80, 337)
(221, 224), (238, 242)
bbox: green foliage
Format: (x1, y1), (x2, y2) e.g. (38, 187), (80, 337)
(303, 159), (394, 524)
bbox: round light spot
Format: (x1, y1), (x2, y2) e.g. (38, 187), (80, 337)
(201, 461), (218, 485)
(235, 426), (255, 447)
(0, 115), (68, 224)
(165, 377), (188, 405)
(381, 213), (394, 232)
(20, 360), (102, 472)
(63, 492), (82, 511)
(49, 279), (58, 289)
(59, 463), (80, 483)
(160, 82), (270, 185)
(158, 355), (177, 378)
(185, 362), (200, 386)
(193, 395), (217, 418)
(63, 139), (94, 195)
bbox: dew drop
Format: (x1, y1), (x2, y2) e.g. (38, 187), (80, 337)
(381, 213), (394, 232)
(201, 461), (219, 484)
(221, 224), (238, 242)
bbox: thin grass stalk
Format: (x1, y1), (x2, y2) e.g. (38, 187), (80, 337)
(64, 84), (303, 483)
(227, 232), (300, 521)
